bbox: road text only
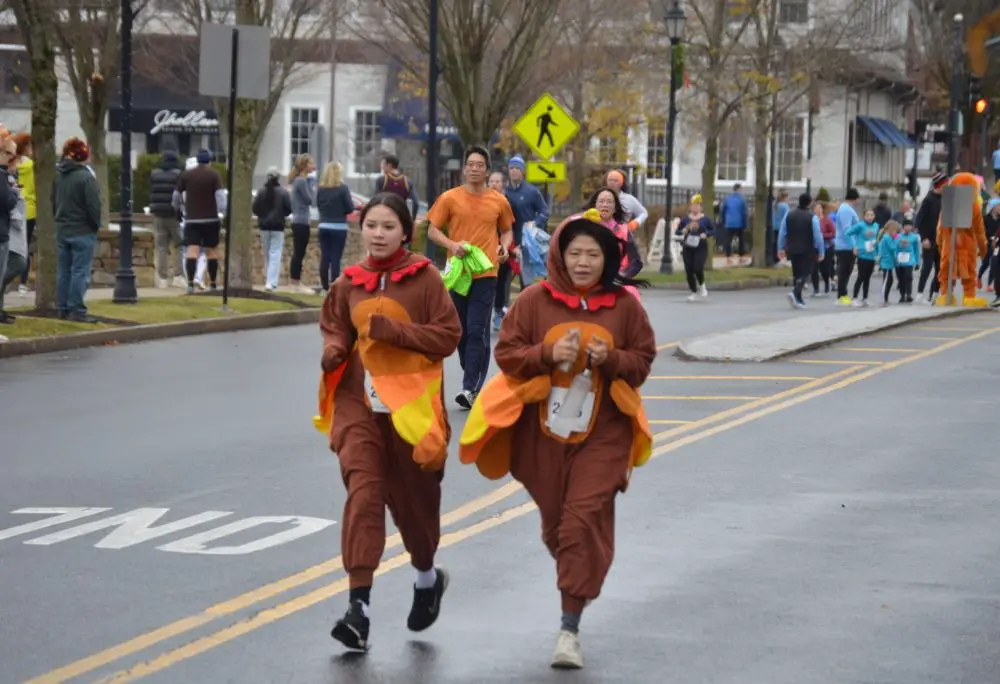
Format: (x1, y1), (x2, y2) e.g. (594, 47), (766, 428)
(0, 507), (336, 555)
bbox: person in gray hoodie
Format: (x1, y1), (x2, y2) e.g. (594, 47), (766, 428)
(53, 137), (102, 321)
(0, 136), (23, 324)
(287, 153), (316, 293)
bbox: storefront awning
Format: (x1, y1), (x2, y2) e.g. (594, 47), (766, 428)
(856, 116), (916, 148)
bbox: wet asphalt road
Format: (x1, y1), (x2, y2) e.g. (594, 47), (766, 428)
(1, 289), (998, 683)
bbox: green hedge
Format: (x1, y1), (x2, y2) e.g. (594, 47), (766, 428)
(107, 154), (228, 213)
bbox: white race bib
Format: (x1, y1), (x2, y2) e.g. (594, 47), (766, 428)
(898, 251), (911, 265)
(994, 246), (999, 257)
(684, 233), (702, 248)
(364, 370), (390, 414)
(545, 386), (596, 437)
(864, 239), (876, 254)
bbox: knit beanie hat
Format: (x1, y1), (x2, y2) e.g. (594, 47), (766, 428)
(508, 155), (526, 172)
(196, 148), (212, 164)
(932, 171), (948, 189)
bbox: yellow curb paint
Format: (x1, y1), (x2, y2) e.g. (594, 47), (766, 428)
(837, 347), (926, 353)
(792, 359), (884, 365)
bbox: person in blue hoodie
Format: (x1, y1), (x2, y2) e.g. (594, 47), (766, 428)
(720, 184), (749, 264)
(834, 188), (861, 304)
(876, 220), (900, 306)
(495, 155), (548, 329)
(894, 218), (921, 303)
(845, 207), (879, 307)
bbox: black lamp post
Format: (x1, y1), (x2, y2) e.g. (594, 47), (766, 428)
(424, 0), (440, 261)
(113, 0), (138, 303)
(659, 1), (686, 274)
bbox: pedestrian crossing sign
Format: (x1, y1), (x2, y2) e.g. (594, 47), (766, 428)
(526, 161), (566, 184)
(514, 93), (580, 161)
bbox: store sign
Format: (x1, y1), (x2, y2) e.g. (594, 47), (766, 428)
(150, 109), (220, 136)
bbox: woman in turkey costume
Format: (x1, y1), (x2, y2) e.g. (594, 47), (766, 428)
(317, 193), (461, 651)
(459, 209), (657, 670)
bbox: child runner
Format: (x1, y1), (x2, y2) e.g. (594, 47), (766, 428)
(846, 208), (879, 307)
(459, 212), (657, 670)
(895, 218), (921, 303)
(674, 193), (715, 301)
(877, 220), (900, 306)
(317, 193), (462, 652)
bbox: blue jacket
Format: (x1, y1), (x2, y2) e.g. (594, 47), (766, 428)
(992, 148), (1000, 169)
(504, 181), (548, 245)
(772, 201), (789, 235)
(834, 202), (860, 251)
(877, 233), (898, 270)
(845, 220), (880, 261)
(777, 212), (825, 258)
(720, 192), (748, 229)
(894, 231), (921, 269)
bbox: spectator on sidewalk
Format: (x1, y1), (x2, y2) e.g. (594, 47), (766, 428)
(148, 148), (186, 289)
(10, 132), (34, 295)
(54, 137), (102, 322)
(0, 135), (23, 324)
(173, 149), (224, 294)
(375, 154), (420, 218)
(777, 192), (824, 309)
(287, 154), (316, 294)
(316, 162), (354, 292)
(252, 167), (292, 292)
(720, 184), (749, 265)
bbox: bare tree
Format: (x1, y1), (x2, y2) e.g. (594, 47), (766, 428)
(7, 0), (60, 310)
(158, 0), (333, 288)
(359, 0), (562, 147)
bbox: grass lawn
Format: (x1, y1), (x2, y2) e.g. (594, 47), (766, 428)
(643, 267), (791, 285)
(3, 295), (305, 341)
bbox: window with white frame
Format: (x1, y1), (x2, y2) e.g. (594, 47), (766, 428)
(352, 109), (382, 175)
(774, 116), (805, 182)
(289, 107), (320, 169)
(778, 0), (808, 24)
(645, 118), (670, 180)
(595, 135), (625, 169)
(717, 123), (749, 182)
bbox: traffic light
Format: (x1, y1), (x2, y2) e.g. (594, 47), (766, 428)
(906, 169), (919, 199)
(974, 98), (989, 115)
(969, 75), (982, 105)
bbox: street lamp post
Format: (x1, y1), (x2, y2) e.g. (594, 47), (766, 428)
(424, 0), (440, 261)
(947, 13), (964, 176)
(113, 0), (138, 303)
(659, 1), (686, 274)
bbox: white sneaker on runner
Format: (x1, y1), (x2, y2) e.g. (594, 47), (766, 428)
(698, 284), (708, 298)
(687, 292), (699, 302)
(551, 630), (584, 669)
(171, 276), (188, 288)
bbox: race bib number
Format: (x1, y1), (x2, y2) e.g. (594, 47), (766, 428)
(545, 386), (596, 437)
(684, 233), (702, 248)
(898, 252), (911, 265)
(864, 240), (875, 254)
(364, 371), (390, 414)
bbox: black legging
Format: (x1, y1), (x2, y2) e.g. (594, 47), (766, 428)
(289, 223), (310, 281)
(917, 246), (940, 297)
(723, 229), (746, 257)
(20, 218), (35, 285)
(977, 250), (993, 284)
(853, 259), (875, 300)
(682, 244), (708, 292)
(836, 250), (855, 298)
(811, 241), (834, 293)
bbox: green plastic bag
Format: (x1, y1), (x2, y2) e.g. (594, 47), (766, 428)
(442, 245), (494, 296)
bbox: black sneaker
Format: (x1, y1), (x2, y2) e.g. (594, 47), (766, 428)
(455, 391), (474, 411)
(331, 600), (370, 651)
(407, 567), (449, 632)
(0, 310), (14, 324)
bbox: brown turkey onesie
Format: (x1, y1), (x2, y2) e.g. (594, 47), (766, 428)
(459, 211), (657, 671)
(316, 193), (461, 652)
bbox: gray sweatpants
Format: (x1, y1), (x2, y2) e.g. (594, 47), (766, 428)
(154, 215), (183, 279)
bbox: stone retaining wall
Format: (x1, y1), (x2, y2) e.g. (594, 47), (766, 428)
(88, 223), (364, 288)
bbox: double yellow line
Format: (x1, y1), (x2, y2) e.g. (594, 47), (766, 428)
(27, 325), (1000, 683)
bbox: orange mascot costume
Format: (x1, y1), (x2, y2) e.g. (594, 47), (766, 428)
(937, 172), (989, 306)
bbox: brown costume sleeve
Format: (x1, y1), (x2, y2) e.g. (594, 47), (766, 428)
(602, 295), (656, 387)
(369, 271), (462, 361)
(494, 288), (553, 379)
(320, 278), (357, 370)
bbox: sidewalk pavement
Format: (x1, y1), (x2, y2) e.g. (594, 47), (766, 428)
(677, 306), (997, 362)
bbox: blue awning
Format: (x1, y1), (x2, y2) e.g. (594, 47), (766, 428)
(856, 116), (916, 148)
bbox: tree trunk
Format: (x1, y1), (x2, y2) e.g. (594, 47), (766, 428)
(88, 135), (110, 229)
(569, 80), (586, 206)
(225, 100), (261, 289)
(752, 94), (770, 267)
(29, 43), (59, 310)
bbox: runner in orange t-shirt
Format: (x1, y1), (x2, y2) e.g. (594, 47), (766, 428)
(427, 145), (515, 410)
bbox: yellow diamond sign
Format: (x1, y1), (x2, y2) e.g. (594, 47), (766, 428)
(514, 93), (580, 160)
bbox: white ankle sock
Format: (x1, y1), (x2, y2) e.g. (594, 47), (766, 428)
(415, 568), (437, 589)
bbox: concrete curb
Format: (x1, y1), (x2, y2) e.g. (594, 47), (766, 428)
(655, 277), (792, 292)
(675, 307), (996, 363)
(0, 308), (321, 360)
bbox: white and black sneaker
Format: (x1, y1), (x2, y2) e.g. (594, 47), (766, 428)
(331, 600), (370, 651)
(455, 391), (474, 411)
(407, 567), (449, 632)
